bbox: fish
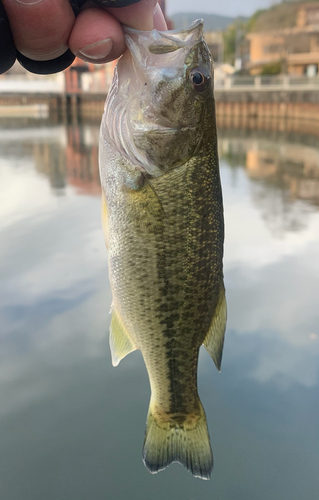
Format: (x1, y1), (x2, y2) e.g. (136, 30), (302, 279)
(99, 19), (226, 480)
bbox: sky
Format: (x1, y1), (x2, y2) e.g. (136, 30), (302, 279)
(166, 0), (273, 18)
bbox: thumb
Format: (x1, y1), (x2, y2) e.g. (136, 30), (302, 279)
(107, 0), (167, 31)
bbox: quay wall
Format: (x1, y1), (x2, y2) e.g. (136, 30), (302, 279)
(0, 89), (318, 136)
(215, 89), (319, 137)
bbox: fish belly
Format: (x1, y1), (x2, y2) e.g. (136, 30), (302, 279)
(107, 152), (222, 389)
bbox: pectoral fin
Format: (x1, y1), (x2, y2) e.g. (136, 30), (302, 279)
(203, 286), (227, 372)
(109, 308), (137, 367)
(101, 191), (109, 249)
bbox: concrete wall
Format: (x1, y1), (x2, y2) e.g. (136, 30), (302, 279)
(0, 89), (318, 136)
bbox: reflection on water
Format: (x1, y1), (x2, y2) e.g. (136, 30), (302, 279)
(0, 119), (318, 499)
(0, 121), (100, 196)
(219, 130), (319, 236)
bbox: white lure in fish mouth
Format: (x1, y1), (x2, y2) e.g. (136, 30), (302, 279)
(100, 19), (214, 177)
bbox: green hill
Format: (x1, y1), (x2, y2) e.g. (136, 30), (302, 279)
(248, 0), (319, 32)
(170, 12), (245, 32)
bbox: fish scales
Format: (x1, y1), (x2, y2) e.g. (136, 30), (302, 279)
(99, 20), (226, 480)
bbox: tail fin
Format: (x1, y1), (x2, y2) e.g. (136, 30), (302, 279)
(142, 400), (213, 480)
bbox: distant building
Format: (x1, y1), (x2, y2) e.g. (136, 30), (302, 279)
(205, 32), (224, 63)
(214, 63), (235, 83)
(246, 2), (319, 75)
(64, 57), (116, 94)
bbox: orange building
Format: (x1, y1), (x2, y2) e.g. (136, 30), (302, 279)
(246, 2), (319, 75)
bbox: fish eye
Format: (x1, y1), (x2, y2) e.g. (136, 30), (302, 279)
(190, 68), (210, 92)
(192, 72), (203, 85)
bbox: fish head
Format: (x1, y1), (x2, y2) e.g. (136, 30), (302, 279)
(102, 20), (214, 177)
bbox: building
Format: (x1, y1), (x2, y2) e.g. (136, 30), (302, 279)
(205, 31), (224, 64)
(246, 2), (319, 75)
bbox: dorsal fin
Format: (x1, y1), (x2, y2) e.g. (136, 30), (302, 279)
(109, 308), (137, 367)
(203, 286), (227, 372)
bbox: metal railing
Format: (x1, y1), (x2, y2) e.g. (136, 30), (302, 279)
(0, 72), (65, 93)
(0, 72), (318, 95)
(215, 74), (319, 91)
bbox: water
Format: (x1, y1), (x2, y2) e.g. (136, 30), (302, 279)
(0, 119), (318, 500)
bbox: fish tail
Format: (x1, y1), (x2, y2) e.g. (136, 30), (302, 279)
(142, 398), (213, 480)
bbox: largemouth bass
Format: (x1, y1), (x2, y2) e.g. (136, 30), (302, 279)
(99, 19), (226, 480)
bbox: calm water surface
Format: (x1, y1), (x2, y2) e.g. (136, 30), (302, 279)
(0, 119), (318, 500)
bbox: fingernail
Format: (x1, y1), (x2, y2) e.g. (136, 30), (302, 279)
(78, 38), (113, 61)
(153, 3), (167, 31)
(15, 0), (43, 5)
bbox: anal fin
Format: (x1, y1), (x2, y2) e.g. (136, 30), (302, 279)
(109, 308), (137, 367)
(203, 285), (227, 372)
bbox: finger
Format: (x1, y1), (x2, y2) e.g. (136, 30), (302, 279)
(2, 0), (75, 61)
(68, 7), (125, 63)
(153, 2), (167, 30)
(106, 1), (167, 33)
(70, 1), (166, 65)
(106, 0), (157, 31)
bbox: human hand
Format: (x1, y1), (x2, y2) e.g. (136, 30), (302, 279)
(0, 0), (167, 74)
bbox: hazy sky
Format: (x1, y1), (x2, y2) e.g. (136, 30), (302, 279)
(166, 0), (272, 18)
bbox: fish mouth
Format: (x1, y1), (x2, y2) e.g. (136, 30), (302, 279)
(123, 18), (203, 35)
(123, 19), (204, 58)
(102, 19), (206, 178)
